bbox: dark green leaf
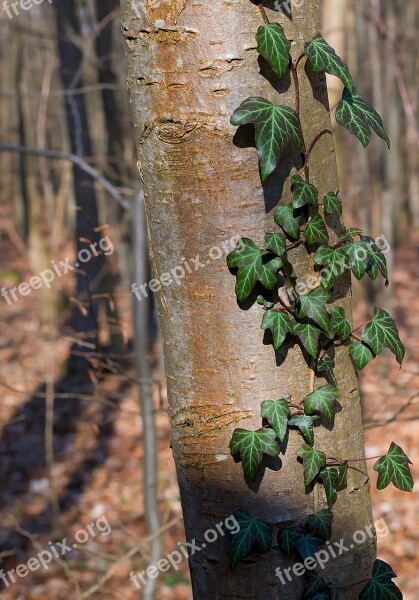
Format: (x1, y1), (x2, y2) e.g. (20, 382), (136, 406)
(304, 215), (329, 246)
(303, 384), (340, 421)
(314, 246), (348, 290)
(329, 306), (351, 340)
(319, 462), (348, 505)
(295, 532), (325, 560)
(359, 559), (402, 600)
(227, 238), (282, 302)
(230, 428), (279, 480)
(229, 510), (272, 567)
(260, 399), (290, 442)
(274, 205), (300, 239)
(231, 98), (303, 182)
(341, 240), (370, 280)
(349, 341), (375, 370)
(340, 227), (363, 243)
(303, 571), (328, 598)
(290, 174), (318, 209)
(316, 355), (337, 385)
(296, 287), (332, 336)
(265, 232), (287, 257)
(261, 309), (295, 350)
(323, 191), (342, 217)
(304, 34), (353, 92)
(307, 509), (333, 541)
(373, 442), (414, 492)
(362, 308), (405, 365)
(336, 87), (390, 149)
(256, 23), (291, 80)
(278, 526), (301, 559)
(294, 322), (321, 358)
(297, 443), (326, 487)
(288, 414), (320, 446)
(360, 235), (389, 284)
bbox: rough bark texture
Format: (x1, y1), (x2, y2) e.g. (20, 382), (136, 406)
(122, 1), (375, 597)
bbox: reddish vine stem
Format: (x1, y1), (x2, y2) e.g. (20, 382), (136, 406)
(291, 64), (310, 182)
(305, 99), (340, 162)
(258, 3), (270, 24)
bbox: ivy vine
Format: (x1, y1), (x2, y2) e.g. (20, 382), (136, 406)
(225, 4), (412, 598)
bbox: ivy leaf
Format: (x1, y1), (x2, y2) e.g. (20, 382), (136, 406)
(231, 98), (303, 182)
(319, 462), (348, 505)
(323, 191), (342, 217)
(307, 509), (333, 541)
(340, 227), (363, 243)
(316, 355), (337, 386)
(294, 322), (321, 358)
(373, 442), (414, 492)
(256, 23), (291, 80)
(359, 559), (402, 600)
(295, 532), (325, 561)
(341, 240), (370, 280)
(349, 341), (375, 370)
(303, 384), (340, 421)
(230, 428), (279, 480)
(314, 246), (348, 290)
(274, 205), (300, 239)
(297, 443), (326, 487)
(288, 414), (320, 446)
(229, 510), (272, 567)
(264, 232), (287, 257)
(329, 306), (351, 340)
(261, 310), (295, 350)
(360, 235), (389, 284)
(290, 174), (318, 209)
(304, 215), (329, 246)
(260, 399), (290, 442)
(296, 287), (332, 336)
(227, 238), (282, 302)
(303, 572), (338, 599)
(304, 34), (353, 92)
(362, 308), (405, 365)
(278, 526), (301, 559)
(336, 87), (390, 149)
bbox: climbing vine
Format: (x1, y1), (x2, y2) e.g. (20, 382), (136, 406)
(225, 4), (412, 598)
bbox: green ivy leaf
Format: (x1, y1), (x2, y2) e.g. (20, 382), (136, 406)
(303, 572), (339, 599)
(290, 174), (318, 209)
(316, 355), (337, 386)
(303, 384), (340, 421)
(319, 462), (348, 505)
(314, 246), (348, 290)
(329, 306), (351, 340)
(297, 443), (326, 487)
(229, 510), (272, 568)
(362, 308), (405, 365)
(304, 215), (329, 246)
(288, 414), (320, 446)
(336, 87), (390, 149)
(307, 509), (333, 541)
(261, 310), (295, 350)
(294, 322), (321, 358)
(349, 341), (375, 370)
(295, 532), (325, 561)
(341, 240), (370, 280)
(231, 98), (303, 182)
(304, 34), (353, 92)
(359, 559), (402, 600)
(296, 287), (332, 336)
(373, 442), (414, 492)
(256, 23), (291, 80)
(340, 227), (363, 243)
(260, 399), (290, 442)
(360, 235), (389, 284)
(230, 428), (279, 480)
(274, 205), (300, 239)
(323, 191), (342, 217)
(264, 232), (287, 257)
(227, 238), (282, 302)
(278, 526), (300, 559)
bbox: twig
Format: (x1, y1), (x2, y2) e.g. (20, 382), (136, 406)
(258, 4), (270, 24)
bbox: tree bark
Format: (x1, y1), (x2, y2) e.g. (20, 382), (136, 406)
(122, 1), (375, 597)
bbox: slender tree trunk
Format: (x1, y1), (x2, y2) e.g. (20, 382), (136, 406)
(122, 1), (375, 597)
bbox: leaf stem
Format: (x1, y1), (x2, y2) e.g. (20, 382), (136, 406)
(290, 63), (309, 182)
(258, 3), (270, 24)
(305, 99), (340, 163)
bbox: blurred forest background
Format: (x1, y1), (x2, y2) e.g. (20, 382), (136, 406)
(0, 0), (418, 598)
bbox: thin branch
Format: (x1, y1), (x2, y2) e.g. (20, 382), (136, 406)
(305, 99), (340, 161)
(258, 4), (270, 24)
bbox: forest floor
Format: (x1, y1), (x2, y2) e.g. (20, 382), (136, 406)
(0, 219), (418, 599)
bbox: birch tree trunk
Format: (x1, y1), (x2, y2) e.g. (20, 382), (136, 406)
(122, 1), (376, 597)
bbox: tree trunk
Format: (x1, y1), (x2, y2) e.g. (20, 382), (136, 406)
(122, 1), (375, 598)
